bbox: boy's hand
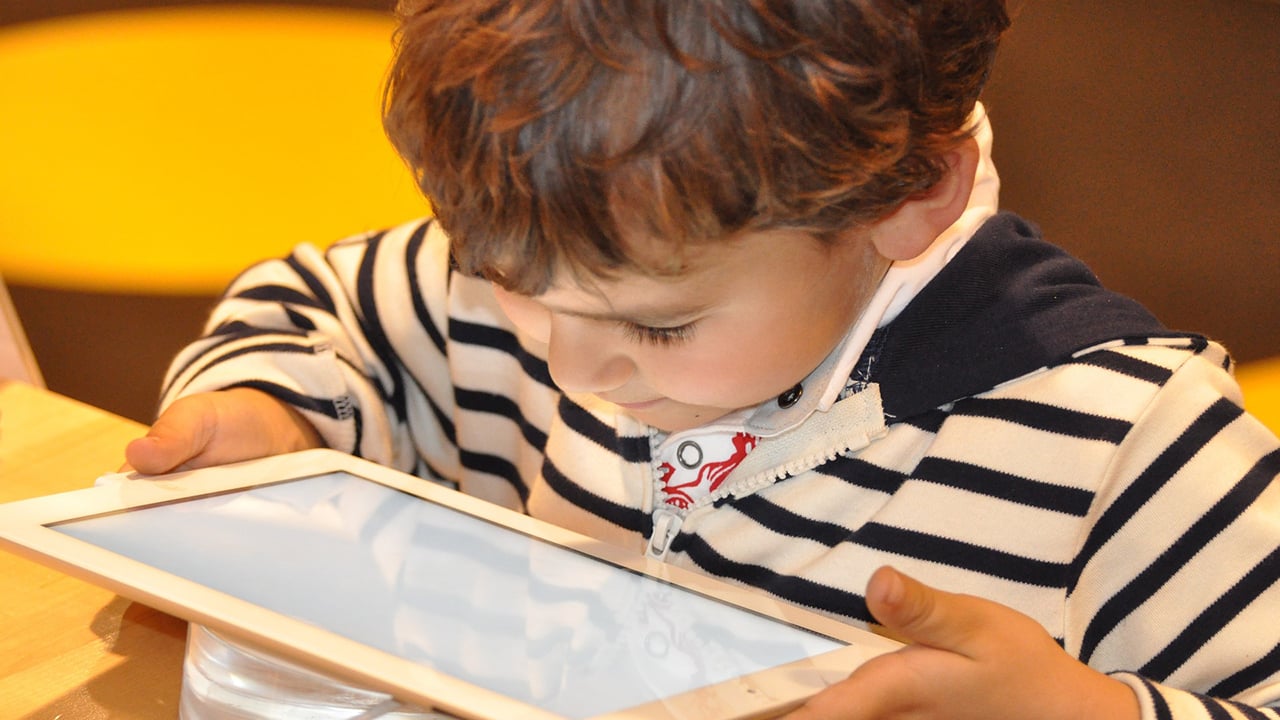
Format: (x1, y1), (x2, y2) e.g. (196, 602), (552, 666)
(123, 388), (323, 475)
(783, 567), (1141, 720)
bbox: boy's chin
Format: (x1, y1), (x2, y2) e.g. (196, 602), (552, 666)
(621, 401), (736, 434)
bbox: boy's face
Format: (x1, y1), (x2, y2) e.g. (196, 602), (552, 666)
(492, 227), (889, 433)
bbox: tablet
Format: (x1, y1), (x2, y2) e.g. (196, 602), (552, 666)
(0, 448), (901, 719)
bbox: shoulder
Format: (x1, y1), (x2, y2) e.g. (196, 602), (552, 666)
(870, 213), (1206, 421)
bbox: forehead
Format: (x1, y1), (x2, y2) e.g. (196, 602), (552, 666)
(537, 242), (720, 318)
(537, 226), (833, 314)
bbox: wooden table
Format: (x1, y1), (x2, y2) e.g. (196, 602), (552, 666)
(0, 380), (186, 719)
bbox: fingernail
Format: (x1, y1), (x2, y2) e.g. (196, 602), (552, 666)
(878, 567), (906, 606)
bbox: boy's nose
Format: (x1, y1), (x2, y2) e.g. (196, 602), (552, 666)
(545, 316), (633, 395)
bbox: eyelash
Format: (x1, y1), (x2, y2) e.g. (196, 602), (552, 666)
(620, 321), (697, 347)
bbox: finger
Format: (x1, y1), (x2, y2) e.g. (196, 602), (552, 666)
(865, 565), (992, 656)
(780, 648), (927, 720)
(781, 687), (878, 720)
(784, 569), (990, 720)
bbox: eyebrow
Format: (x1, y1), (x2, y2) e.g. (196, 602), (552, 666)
(538, 300), (709, 326)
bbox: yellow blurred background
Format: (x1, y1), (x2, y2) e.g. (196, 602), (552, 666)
(1, 1), (429, 421)
(1, 5), (425, 293)
(1, 0), (1278, 425)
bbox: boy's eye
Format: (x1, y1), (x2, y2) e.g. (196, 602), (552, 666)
(619, 321), (696, 347)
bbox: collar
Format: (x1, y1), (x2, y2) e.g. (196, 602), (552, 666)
(868, 213), (1182, 420)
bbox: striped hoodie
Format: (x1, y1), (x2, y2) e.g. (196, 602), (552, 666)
(161, 212), (1280, 718)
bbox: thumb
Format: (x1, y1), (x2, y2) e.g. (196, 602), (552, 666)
(865, 566), (989, 656)
(123, 395), (217, 475)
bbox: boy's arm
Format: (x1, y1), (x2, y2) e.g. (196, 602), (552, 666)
(124, 388), (323, 474)
(1063, 348), (1280, 719)
(134, 218), (454, 475)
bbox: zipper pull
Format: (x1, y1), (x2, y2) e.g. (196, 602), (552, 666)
(646, 508), (684, 561)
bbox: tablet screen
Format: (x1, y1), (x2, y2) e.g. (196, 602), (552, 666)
(52, 471), (844, 718)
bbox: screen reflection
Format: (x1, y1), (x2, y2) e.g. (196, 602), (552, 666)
(56, 472), (843, 718)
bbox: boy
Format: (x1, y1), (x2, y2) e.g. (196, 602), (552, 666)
(126, 1), (1280, 718)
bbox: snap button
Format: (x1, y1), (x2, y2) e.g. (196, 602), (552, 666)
(776, 383), (803, 408)
(676, 440), (703, 469)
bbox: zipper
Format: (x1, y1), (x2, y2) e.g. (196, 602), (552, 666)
(646, 507), (684, 561)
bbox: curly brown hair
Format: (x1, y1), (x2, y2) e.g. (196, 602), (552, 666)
(383, 0), (1009, 294)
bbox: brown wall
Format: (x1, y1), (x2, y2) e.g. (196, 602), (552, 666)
(983, 0), (1280, 364)
(4, 0), (1278, 423)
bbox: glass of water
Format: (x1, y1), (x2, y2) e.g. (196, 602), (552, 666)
(179, 624), (449, 720)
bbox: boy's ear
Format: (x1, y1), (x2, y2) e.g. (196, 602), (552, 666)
(870, 137), (981, 261)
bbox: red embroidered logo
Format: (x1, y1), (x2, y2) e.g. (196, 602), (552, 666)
(658, 432), (759, 509)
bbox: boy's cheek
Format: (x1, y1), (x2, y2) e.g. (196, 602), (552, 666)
(646, 358), (784, 411)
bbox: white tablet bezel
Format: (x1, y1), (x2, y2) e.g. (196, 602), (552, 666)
(0, 448), (900, 719)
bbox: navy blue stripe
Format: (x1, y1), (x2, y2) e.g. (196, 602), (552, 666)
(1202, 700), (1234, 720)
(896, 408), (949, 433)
(1210, 632), (1280, 703)
(458, 449), (529, 503)
(208, 323), (307, 340)
(350, 395), (364, 455)
(212, 340), (316, 361)
(285, 253), (337, 313)
(674, 533), (873, 623)
(953, 397), (1132, 444)
(858, 522), (1070, 587)
(816, 455), (909, 495)
(913, 457), (1094, 516)
(351, 231), (447, 450)
(1138, 676), (1175, 720)
(170, 340), (315, 397)
(1141, 492), (1280, 680)
(353, 232), (409, 426)
(404, 221), (448, 356)
(419, 384), (457, 446)
(232, 284), (329, 310)
(519, 350), (555, 391)
(224, 379), (344, 420)
(558, 397), (649, 464)
(446, 317), (522, 353)
(209, 320), (256, 337)
(456, 388), (548, 451)
(1080, 439), (1274, 664)
(166, 326), (309, 394)
(540, 458), (649, 534)
(1078, 350), (1174, 386)
(448, 318), (557, 390)
(616, 433), (653, 465)
(284, 307), (316, 331)
(1070, 398), (1245, 592)
(728, 494), (853, 547)
(1210, 643), (1280, 701)
(1226, 701), (1274, 720)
